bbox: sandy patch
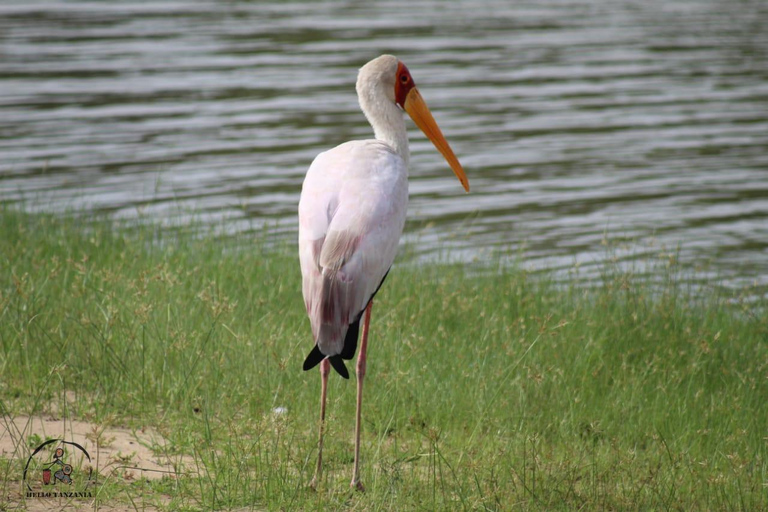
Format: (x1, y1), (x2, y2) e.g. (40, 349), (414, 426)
(1, 415), (190, 479)
(1, 411), (193, 511)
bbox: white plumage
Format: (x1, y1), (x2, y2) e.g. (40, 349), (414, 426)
(299, 139), (407, 358)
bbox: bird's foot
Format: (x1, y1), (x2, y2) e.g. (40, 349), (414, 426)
(309, 475), (320, 491)
(350, 478), (365, 492)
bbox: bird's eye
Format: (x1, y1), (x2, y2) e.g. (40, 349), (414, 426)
(399, 74), (408, 83)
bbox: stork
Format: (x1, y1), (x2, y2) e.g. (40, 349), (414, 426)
(298, 54), (469, 490)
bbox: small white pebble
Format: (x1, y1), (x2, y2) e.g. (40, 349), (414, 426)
(273, 407), (287, 416)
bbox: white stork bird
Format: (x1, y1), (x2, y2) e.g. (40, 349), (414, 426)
(298, 54), (469, 490)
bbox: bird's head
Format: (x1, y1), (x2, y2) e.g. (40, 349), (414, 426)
(357, 55), (469, 192)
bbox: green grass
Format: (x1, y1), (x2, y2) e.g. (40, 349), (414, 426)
(1, 207), (766, 510)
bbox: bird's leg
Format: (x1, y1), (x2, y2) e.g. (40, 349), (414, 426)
(310, 358), (331, 489)
(351, 300), (373, 491)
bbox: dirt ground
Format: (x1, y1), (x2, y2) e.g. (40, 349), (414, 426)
(1, 409), (191, 511)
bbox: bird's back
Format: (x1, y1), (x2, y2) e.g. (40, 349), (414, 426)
(298, 140), (408, 359)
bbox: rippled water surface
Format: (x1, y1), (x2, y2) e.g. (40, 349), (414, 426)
(2, 1), (767, 290)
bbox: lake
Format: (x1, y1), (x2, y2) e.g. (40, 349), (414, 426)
(1, 0), (767, 293)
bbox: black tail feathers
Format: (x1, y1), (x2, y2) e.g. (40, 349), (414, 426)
(302, 268), (389, 380)
(302, 344), (325, 372)
(302, 345), (350, 379)
(340, 317), (360, 360)
(302, 316), (361, 380)
(329, 355), (349, 379)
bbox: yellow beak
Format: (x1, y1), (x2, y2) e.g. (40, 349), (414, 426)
(404, 88), (470, 192)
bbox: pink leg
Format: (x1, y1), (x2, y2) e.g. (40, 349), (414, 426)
(310, 358), (331, 489)
(351, 301), (373, 491)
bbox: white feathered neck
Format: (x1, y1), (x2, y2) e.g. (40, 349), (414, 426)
(356, 55), (410, 166)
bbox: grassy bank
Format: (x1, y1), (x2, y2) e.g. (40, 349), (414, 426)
(1, 208), (766, 510)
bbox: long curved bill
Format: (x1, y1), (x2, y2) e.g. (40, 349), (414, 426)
(404, 88), (470, 192)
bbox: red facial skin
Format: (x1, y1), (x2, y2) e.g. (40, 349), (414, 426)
(394, 61), (416, 108)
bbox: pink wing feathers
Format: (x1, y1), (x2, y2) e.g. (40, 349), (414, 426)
(298, 140), (408, 377)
